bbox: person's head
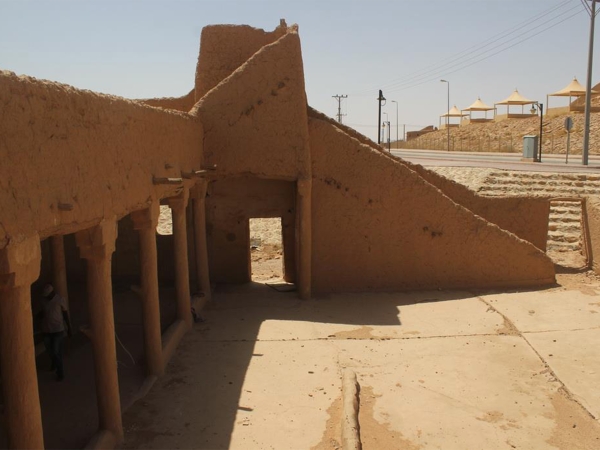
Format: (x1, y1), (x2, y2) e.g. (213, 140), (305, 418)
(42, 283), (54, 299)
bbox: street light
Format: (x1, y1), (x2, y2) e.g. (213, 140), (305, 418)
(530, 103), (544, 162)
(385, 121), (391, 151)
(391, 100), (399, 148)
(440, 79), (450, 151)
(382, 112), (388, 145)
(582, 0), (598, 165)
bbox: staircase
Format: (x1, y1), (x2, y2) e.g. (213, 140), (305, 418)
(476, 171), (600, 269)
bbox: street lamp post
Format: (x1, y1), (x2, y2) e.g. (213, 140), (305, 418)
(385, 121), (391, 151)
(440, 79), (450, 151)
(382, 112), (388, 145)
(582, 0), (598, 166)
(530, 103), (544, 162)
(391, 100), (399, 148)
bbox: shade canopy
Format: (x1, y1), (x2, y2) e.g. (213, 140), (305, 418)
(441, 105), (467, 117)
(495, 89), (535, 106)
(550, 77), (595, 97)
(462, 97), (494, 112)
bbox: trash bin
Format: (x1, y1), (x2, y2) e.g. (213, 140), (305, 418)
(523, 135), (538, 160)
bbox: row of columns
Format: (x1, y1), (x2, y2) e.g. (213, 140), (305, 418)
(0, 178), (310, 448)
(0, 184), (212, 449)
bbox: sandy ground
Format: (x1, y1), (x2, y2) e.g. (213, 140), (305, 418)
(250, 218), (284, 282)
(120, 272), (600, 450)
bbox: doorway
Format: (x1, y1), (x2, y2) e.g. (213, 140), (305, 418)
(249, 217), (284, 282)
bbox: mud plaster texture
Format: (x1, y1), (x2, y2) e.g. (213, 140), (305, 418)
(309, 115), (555, 292)
(0, 70), (202, 245)
(586, 197), (600, 275)
(309, 108), (551, 251)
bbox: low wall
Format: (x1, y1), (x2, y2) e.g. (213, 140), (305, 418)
(309, 116), (555, 292)
(586, 197), (600, 275)
(0, 71), (203, 247)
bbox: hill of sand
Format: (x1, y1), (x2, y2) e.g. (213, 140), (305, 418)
(403, 95), (600, 155)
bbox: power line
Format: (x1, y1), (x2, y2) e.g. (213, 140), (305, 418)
(387, 8), (583, 94)
(350, 0), (581, 97)
(332, 94), (348, 123)
(381, 4), (582, 93)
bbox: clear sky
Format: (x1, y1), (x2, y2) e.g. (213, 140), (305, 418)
(0, 0), (594, 141)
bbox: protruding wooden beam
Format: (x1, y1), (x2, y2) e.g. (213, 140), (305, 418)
(152, 176), (183, 185)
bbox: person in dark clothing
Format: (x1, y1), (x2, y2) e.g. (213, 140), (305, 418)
(40, 283), (72, 381)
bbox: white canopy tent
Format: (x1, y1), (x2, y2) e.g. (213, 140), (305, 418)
(546, 77), (597, 110)
(494, 89), (537, 117)
(461, 97), (494, 120)
(439, 105), (467, 128)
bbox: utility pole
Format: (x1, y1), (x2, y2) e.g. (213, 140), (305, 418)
(582, 0), (598, 166)
(377, 90), (386, 145)
(332, 94), (348, 124)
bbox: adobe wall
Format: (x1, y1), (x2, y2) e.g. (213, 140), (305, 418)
(206, 177), (295, 283)
(194, 22), (288, 100)
(137, 89), (196, 113)
(194, 30), (311, 180)
(308, 107), (550, 250)
(405, 163), (550, 251)
(586, 197), (600, 275)
(0, 70), (203, 247)
(309, 116), (555, 292)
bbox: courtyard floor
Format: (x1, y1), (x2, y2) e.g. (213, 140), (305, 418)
(120, 272), (600, 450)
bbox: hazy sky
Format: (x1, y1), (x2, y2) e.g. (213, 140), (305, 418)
(0, 0), (594, 141)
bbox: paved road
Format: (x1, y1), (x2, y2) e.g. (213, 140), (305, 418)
(392, 148), (600, 173)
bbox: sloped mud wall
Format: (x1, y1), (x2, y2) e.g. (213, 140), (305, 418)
(307, 108), (550, 251)
(194, 22), (288, 101)
(309, 116), (555, 292)
(194, 29), (310, 180)
(0, 71), (202, 245)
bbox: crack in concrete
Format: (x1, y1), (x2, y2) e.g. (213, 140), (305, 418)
(476, 294), (598, 421)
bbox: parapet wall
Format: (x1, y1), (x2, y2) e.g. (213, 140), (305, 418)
(309, 116), (555, 292)
(194, 21), (288, 101)
(0, 71), (202, 246)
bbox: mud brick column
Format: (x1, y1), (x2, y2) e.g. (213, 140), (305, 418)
(131, 203), (164, 377)
(297, 178), (312, 300)
(50, 234), (69, 308)
(168, 189), (193, 329)
(192, 181), (211, 301)
(76, 219), (123, 443)
(0, 235), (44, 449)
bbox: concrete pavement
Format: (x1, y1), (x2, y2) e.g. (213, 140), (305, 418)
(121, 279), (600, 449)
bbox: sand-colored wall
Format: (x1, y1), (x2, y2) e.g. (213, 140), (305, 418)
(207, 177), (295, 283)
(137, 89), (196, 113)
(0, 71), (203, 247)
(194, 22), (288, 101)
(406, 164), (550, 251)
(194, 30), (311, 181)
(309, 116), (555, 292)
(308, 107), (550, 250)
(586, 197), (600, 275)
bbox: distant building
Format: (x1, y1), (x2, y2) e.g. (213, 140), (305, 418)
(407, 125), (436, 141)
